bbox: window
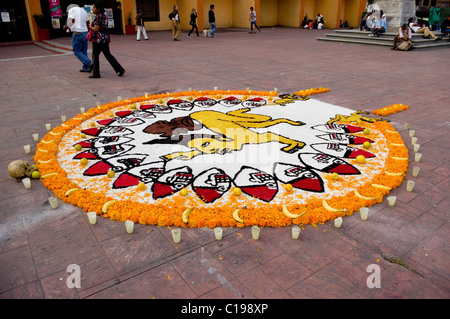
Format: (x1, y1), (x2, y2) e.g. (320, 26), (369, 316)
(136, 0), (160, 21)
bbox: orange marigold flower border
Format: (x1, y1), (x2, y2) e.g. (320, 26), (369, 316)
(34, 88), (408, 229)
(372, 104), (409, 116)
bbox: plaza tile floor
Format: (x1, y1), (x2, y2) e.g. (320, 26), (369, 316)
(0, 27), (449, 300)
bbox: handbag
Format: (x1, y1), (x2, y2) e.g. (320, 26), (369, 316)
(397, 41), (411, 51)
(86, 29), (102, 43)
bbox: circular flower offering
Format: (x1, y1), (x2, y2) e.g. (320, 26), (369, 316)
(34, 89), (408, 228)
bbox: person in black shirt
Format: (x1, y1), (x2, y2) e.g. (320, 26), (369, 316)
(187, 8), (199, 38)
(441, 15), (450, 39)
(209, 4), (216, 38)
(136, 9), (148, 41)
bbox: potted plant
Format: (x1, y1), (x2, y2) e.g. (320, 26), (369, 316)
(125, 12), (135, 35)
(33, 14), (50, 40)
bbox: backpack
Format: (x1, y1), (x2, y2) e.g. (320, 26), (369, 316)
(169, 12), (173, 20)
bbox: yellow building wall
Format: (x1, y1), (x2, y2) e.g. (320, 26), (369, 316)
(277, 0), (301, 27)
(341, 0), (365, 28)
(232, 0), (256, 29)
(302, 0), (316, 22)
(260, 0), (277, 26)
(315, 0), (341, 29)
(25, 0), (43, 41)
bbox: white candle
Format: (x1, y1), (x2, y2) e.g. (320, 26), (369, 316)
(214, 227), (223, 240)
(404, 123), (409, 129)
(291, 226), (301, 239)
(409, 129), (415, 138)
(214, 86), (218, 91)
(45, 123), (51, 131)
(87, 212), (97, 224)
(80, 107), (85, 113)
(274, 88), (278, 92)
(22, 178), (31, 189)
(406, 180), (415, 192)
(251, 226), (261, 240)
(360, 207), (369, 221)
(411, 137), (417, 145)
(23, 145), (31, 154)
(415, 153), (422, 162)
(49, 196), (58, 209)
(188, 87), (192, 92)
(32, 133), (39, 142)
(334, 217), (343, 228)
(117, 96), (122, 101)
(61, 115), (66, 122)
(125, 220), (134, 233)
(171, 228), (181, 243)
(412, 166), (420, 177)
(387, 196), (396, 206)
(413, 144), (420, 152)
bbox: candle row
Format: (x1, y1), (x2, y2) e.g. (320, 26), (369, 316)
(333, 123), (422, 228)
(85, 215), (303, 242)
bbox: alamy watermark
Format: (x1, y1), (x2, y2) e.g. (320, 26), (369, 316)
(366, 264), (381, 288)
(66, 264), (81, 289)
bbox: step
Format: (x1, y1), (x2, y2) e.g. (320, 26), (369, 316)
(332, 29), (446, 38)
(317, 36), (450, 49)
(316, 37), (392, 46)
(324, 33), (438, 43)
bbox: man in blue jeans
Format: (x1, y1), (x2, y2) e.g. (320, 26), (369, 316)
(64, 3), (93, 72)
(209, 4), (216, 38)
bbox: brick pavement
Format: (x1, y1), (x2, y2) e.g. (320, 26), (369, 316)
(0, 27), (449, 301)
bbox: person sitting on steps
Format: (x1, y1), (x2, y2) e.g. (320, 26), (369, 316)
(408, 18), (441, 41)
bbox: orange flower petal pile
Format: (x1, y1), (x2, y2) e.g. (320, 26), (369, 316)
(372, 104), (409, 116)
(34, 89), (408, 229)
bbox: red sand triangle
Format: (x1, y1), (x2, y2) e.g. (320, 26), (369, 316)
(75, 141), (93, 148)
(328, 163), (359, 175)
(241, 186), (277, 202)
(351, 136), (373, 144)
(152, 182), (175, 199)
(194, 187), (221, 203)
(348, 148), (375, 159)
(115, 110), (133, 117)
(74, 151), (98, 160)
(84, 161), (111, 176)
(345, 124), (364, 133)
(81, 127), (101, 136)
(97, 118), (115, 126)
(113, 173), (140, 189)
(292, 178), (323, 192)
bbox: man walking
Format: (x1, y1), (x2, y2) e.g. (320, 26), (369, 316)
(64, 2), (93, 72)
(249, 7), (261, 33)
(209, 4), (216, 38)
(136, 9), (148, 41)
(170, 5), (181, 41)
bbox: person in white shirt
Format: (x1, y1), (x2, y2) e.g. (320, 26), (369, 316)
(249, 7), (260, 33)
(408, 18), (440, 40)
(392, 23), (412, 50)
(63, 3), (93, 72)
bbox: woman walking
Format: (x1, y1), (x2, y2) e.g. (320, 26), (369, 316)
(187, 8), (199, 38)
(88, 2), (125, 78)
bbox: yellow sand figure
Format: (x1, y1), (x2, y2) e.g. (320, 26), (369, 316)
(164, 108), (305, 160)
(327, 111), (386, 124)
(272, 93), (309, 106)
